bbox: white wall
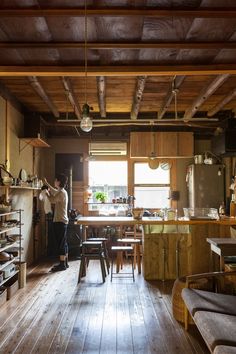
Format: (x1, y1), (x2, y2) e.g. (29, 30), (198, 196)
(0, 96), (39, 265)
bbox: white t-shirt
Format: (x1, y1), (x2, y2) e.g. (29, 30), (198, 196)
(39, 190), (52, 214)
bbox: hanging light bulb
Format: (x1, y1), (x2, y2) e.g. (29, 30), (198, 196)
(80, 103), (93, 132)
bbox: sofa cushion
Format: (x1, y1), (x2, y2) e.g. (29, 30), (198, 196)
(194, 311), (236, 352)
(214, 345), (236, 354)
(182, 288), (236, 316)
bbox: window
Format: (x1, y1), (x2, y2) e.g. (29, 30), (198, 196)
(88, 161), (128, 210)
(134, 163), (170, 208)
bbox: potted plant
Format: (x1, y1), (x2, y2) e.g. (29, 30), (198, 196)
(94, 191), (107, 203)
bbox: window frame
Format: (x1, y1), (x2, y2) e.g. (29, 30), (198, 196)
(130, 158), (177, 210)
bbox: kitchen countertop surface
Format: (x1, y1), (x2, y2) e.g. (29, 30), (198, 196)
(75, 216), (236, 226)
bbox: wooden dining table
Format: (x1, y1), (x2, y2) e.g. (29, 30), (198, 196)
(207, 238), (236, 271)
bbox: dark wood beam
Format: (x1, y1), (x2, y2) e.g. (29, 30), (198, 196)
(0, 8), (236, 18)
(0, 81), (26, 114)
(2, 41), (236, 49)
(131, 76), (147, 120)
(61, 77), (82, 119)
(183, 74), (230, 121)
(208, 89), (236, 117)
(2, 65), (236, 77)
(158, 76), (185, 119)
(28, 76), (59, 118)
(96, 76), (106, 118)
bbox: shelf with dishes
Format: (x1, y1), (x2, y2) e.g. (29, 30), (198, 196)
(0, 210), (23, 299)
(0, 185), (41, 190)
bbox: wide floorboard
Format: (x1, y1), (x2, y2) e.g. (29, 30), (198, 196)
(0, 259), (208, 354)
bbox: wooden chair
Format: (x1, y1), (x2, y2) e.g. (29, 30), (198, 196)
(78, 241), (106, 283)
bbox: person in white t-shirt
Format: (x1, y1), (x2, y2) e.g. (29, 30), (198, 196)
(44, 174), (69, 271)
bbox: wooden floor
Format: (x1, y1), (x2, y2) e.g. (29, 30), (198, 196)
(0, 259), (208, 354)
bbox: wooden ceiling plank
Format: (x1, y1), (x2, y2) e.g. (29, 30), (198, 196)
(183, 74), (230, 121)
(96, 76), (106, 118)
(130, 76), (147, 120)
(207, 88), (236, 117)
(158, 75), (185, 119)
(2, 64), (236, 76)
(61, 77), (81, 119)
(0, 8), (236, 18)
(2, 41), (236, 49)
(28, 76), (59, 118)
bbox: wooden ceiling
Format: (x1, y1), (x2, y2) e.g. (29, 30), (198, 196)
(1, 0), (236, 137)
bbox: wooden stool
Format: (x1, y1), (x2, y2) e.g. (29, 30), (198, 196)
(87, 237), (110, 274)
(111, 246), (135, 282)
(78, 241), (106, 283)
(117, 238), (141, 274)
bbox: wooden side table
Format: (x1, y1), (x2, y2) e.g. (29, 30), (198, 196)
(206, 238), (236, 271)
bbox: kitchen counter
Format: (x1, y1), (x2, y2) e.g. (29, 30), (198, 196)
(75, 216), (236, 280)
(76, 216), (236, 226)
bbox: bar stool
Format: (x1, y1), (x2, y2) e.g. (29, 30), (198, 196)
(78, 241), (106, 283)
(111, 246), (135, 282)
(87, 237), (110, 274)
(117, 238), (142, 274)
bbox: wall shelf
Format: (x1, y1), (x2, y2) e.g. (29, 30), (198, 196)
(19, 135), (50, 153)
(10, 186), (41, 190)
(0, 186), (40, 190)
(20, 137), (50, 148)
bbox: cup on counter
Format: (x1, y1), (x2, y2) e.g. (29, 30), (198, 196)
(164, 208), (178, 221)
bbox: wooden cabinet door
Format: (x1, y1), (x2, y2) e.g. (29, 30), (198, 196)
(177, 132), (194, 156)
(156, 132), (177, 157)
(130, 132), (152, 157)
(130, 132), (194, 157)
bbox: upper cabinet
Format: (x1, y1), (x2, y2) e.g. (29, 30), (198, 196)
(130, 132), (193, 158)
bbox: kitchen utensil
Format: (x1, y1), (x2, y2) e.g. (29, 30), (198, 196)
(194, 155), (204, 164)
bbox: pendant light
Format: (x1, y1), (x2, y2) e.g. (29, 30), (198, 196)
(80, 0), (93, 133)
(148, 130), (159, 169)
(172, 76), (179, 120)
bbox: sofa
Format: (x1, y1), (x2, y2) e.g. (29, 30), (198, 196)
(182, 271), (236, 354)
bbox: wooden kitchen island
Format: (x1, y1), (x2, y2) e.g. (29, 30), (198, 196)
(76, 216), (236, 280)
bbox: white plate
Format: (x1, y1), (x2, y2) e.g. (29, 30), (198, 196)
(19, 169), (27, 182)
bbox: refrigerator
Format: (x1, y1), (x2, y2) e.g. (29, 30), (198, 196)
(186, 164), (225, 209)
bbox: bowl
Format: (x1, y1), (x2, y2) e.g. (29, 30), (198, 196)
(2, 177), (13, 186)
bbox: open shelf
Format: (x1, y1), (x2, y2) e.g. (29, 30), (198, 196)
(20, 137), (50, 148)
(0, 257), (18, 271)
(0, 270), (19, 287)
(10, 186), (41, 190)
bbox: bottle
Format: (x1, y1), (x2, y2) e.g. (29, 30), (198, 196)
(219, 202), (225, 217)
(230, 195), (236, 217)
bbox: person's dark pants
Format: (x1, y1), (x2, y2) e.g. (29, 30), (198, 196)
(53, 222), (68, 256)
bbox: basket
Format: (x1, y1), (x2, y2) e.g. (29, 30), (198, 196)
(171, 276), (210, 324)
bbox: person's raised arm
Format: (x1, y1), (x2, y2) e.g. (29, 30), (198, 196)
(44, 178), (58, 195)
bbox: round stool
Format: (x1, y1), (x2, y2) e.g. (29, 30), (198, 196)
(171, 276), (210, 324)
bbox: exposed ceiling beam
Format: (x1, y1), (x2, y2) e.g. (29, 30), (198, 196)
(207, 89), (236, 117)
(28, 76), (59, 118)
(0, 8), (236, 18)
(96, 76), (106, 118)
(158, 75), (185, 119)
(183, 74), (230, 121)
(2, 41), (236, 50)
(2, 65), (236, 77)
(131, 76), (147, 120)
(61, 77), (82, 119)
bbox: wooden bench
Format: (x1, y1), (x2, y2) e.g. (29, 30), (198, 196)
(182, 271), (236, 354)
